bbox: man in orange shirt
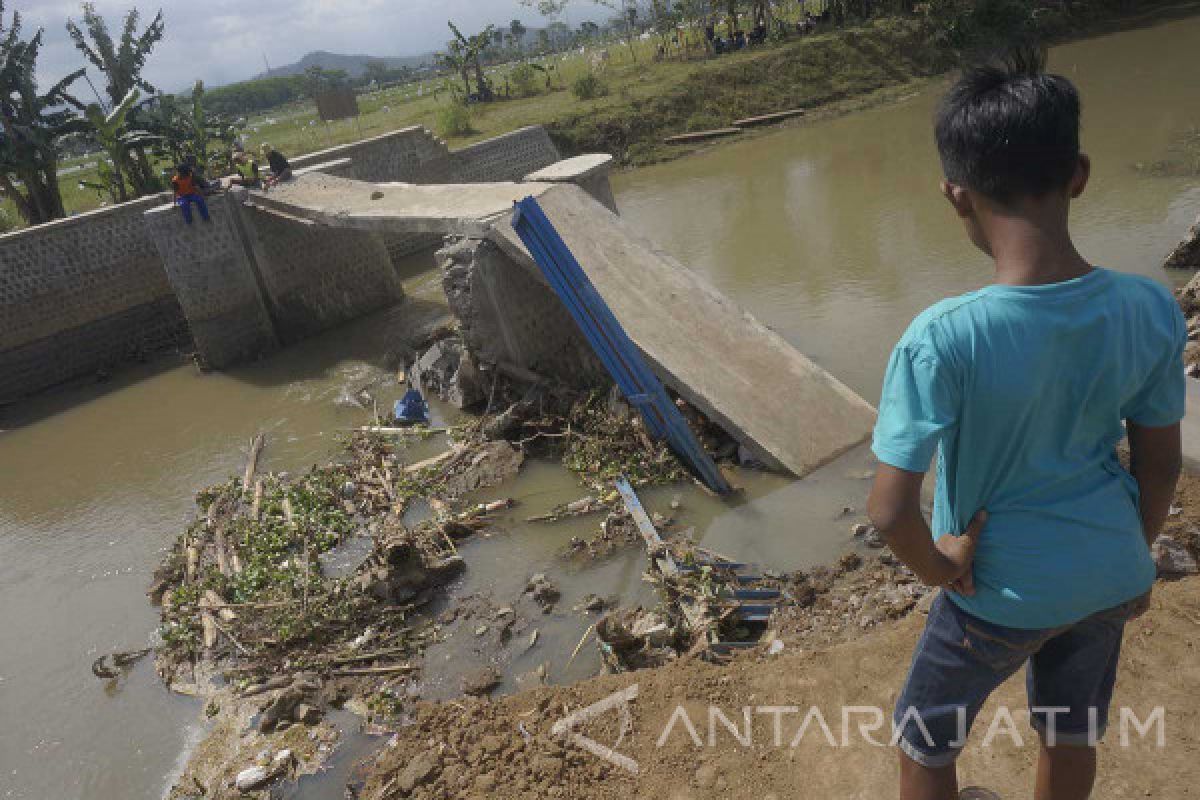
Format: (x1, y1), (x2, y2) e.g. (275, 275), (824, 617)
(171, 163), (210, 225)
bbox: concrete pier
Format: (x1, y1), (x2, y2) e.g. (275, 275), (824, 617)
(144, 194), (280, 368)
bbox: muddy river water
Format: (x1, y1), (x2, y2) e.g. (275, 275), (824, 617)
(2, 15), (1199, 800)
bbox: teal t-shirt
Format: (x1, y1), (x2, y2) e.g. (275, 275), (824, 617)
(873, 268), (1186, 629)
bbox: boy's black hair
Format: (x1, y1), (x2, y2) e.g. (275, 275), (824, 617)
(176, 163), (192, 176)
(934, 47), (1081, 204)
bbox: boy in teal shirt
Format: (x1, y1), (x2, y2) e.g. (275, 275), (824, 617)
(868, 48), (1185, 800)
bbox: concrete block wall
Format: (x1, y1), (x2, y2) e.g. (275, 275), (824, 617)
(438, 237), (607, 388)
(144, 193), (279, 369)
(447, 127), (561, 184)
(0, 193), (188, 403)
(290, 126), (452, 184)
(237, 194), (404, 344)
(0, 123), (577, 402)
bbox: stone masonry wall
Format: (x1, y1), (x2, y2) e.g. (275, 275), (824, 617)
(438, 236), (607, 388)
(0, 192), (188, 403)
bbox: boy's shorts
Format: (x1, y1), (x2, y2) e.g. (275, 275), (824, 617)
(894, 591), (1140, 768)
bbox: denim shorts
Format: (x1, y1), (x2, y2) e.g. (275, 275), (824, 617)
(894, 591), (1138, 768)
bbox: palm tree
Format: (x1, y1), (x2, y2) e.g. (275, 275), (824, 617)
(0, 3), (88, 225)
(66, 3), (165, 195)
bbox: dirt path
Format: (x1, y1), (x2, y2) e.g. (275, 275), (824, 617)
(359, 576), (1198, 800)
(359, 488), (1200, 800)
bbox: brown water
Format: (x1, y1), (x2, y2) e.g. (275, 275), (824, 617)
(2, 15), (1199, 800)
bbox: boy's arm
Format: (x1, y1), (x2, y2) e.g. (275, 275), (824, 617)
(868, 464), (987, 594)
(1127, 421), (1182, 546)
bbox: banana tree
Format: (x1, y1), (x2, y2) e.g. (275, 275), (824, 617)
(66, 3), (166, 195)
(448, 21), (497, 101)
(0, 2), (88, 225)
(81, 87), (161, 203)
(142, 81), (240, 185)
(435, 42), (473, 100)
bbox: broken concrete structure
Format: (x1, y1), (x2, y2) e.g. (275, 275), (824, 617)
(487, 185), (879, 475)
(248, 157), (876, 477)
(144, 177), (404, 368)
(438, 236), (608, 389)
(1, 115), (875, 476)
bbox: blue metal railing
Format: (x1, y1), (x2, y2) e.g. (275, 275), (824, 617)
(511, 196), (731, 494)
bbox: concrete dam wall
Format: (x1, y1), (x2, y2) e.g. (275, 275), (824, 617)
(0, 126), (562, 403)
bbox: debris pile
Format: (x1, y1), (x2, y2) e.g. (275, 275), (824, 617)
(1175, 268), (1200, 372)
(147, 336), (752, 796)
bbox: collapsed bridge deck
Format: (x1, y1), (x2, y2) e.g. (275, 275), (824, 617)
(247, 172), (878, 477)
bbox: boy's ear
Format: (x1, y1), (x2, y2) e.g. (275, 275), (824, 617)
(940, 180), (974, 219)
(1069, 154), (1091, 199)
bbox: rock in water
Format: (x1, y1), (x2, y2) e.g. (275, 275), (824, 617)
(442, 441), (523, 495)
(524, 573), (560, 607)
(235, 766), (271, 792)
(461, 666), (500, 696)
(1164, 213), (1200, 269)
(1152, 535), (1199, 575)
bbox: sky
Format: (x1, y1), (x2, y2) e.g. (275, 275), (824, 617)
(19, 0), (610, 95)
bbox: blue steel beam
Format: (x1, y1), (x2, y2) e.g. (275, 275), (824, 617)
(512, 197), (731, 494)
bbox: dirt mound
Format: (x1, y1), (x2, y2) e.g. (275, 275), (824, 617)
(361, 572), (1200, 800)
(359, 474), (1200, 800)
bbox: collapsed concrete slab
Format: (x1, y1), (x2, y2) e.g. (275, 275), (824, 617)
(248, 172), (555, 237)
(224, 159), (877, 477)
(438, 236), (609, 389)
(487, 184), (878, 476)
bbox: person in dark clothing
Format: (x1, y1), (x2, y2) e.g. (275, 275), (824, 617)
(260, 143), (293, 188)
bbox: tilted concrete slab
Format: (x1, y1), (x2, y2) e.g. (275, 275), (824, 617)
(488, 184), (878, 477)
(247, 172), (554, 237)
(247, 171), (877, 476)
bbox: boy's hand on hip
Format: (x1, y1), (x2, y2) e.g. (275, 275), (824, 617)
(935, 510), (988, 596)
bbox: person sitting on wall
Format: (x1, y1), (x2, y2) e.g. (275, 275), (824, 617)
(260, 143), (293, 189)
(227, 150), (261, 188)
(172, 163), (210, 225)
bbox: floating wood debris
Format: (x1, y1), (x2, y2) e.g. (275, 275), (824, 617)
(732, 108), (806, 127)
(663, 127), (743, 145)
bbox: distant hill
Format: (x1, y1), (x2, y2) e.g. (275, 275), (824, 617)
(257, 50), (436, 80)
